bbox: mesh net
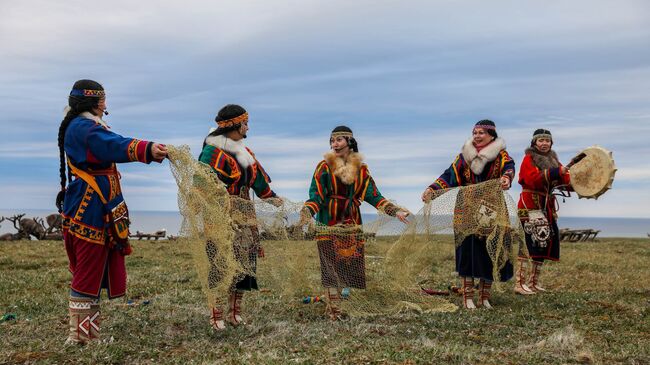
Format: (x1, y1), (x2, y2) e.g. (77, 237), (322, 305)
(167, 145), (526, 316)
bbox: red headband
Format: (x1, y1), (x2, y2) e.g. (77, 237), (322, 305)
(217, 112), (248, 128)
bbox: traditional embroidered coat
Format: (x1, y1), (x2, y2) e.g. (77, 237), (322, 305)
(518, 148), (571, 219)
(428, 138), (515, 281)
(62, 112), (161, 298)
(199, 135), (276, 200)
(429, 138), (515, 189)
(198, 134), (276, 290)
(304, 152), (396, 226)
(304, 152), (399, 289)
(517, 148), (571, 260)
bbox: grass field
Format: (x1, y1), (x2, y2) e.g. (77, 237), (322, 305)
(1, 237), (648, 364)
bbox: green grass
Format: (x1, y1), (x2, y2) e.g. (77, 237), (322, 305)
(1, 238), (648, 364)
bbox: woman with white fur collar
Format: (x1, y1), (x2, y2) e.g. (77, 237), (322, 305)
(198, 104), (280, 331)
(422, 120), (516, 310)
(302, 126), (410, 320)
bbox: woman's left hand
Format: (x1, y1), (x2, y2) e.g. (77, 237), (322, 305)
(396, 210), (410, 224)
(500, 176), (510, 190)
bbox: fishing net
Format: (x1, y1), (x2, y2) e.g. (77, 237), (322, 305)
(167, 145), (526, 317)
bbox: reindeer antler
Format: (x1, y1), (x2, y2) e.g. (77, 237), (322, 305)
(35, 217), (46, 229)
(8, 214), (25, 231)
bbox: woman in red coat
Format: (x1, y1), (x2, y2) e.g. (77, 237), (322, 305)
(516, 129), (570, 294)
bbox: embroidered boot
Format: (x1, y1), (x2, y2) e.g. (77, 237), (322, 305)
(210, 298), (226, 331)
(478, 279), (493, 309)
(227, 290), (245, 326)
(529, 261), (547, 292)
(462, 277), (476, 310)
(326, 287), (344, 320)
(65, 297), (100, 345)
(514, 257), (535, 295)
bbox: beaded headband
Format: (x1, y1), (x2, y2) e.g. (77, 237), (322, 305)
(533, 133), (552, 140)
(217, 112), (248, 128)
(474, 125), (496, 131)
(331, 131), (353, 138)
(70, 89), (105, 98)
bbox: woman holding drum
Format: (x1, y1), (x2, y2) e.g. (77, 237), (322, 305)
(516, 129), (571, 294)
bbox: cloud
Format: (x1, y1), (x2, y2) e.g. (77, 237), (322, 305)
(615, 168), (650, 182)
(1, 0), (649, 219)
(0, 142), (59, 158)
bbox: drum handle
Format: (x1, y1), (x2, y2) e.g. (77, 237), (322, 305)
(566, 152), (587, 169)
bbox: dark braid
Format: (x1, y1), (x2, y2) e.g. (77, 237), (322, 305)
(55, 79), (104, 212)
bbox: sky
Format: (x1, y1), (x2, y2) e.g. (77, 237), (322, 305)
(1, 0), (649, 218)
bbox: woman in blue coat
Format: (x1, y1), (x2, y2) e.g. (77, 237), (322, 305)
(57, 79), (167, 344)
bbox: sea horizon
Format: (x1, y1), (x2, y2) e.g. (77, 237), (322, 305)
(1, 208), (649, 238)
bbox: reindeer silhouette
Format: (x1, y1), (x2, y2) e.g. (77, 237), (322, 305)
(45, 213), (63, 234)
(0, 214), (28, 241)
(19, 217), (47, 240)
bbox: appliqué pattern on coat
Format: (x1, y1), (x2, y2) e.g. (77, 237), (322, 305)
(108, 174), (121, 201)
(127, 139), (141, 161)
(63, 216), (106, 245)
(74, 185), (95, 221)
(522, 210), (550, 248)
(475, 200), (498, 236)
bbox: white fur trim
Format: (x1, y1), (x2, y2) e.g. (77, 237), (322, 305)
(79, 111), (108, 128)
(461, 137), (507, 175)
(204, 134), (256, 168)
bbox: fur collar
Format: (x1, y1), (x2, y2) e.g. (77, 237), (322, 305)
(79, 111), (109, 128)
(461, 137), (507, 175)
(204, 134), (256, 168)
(324, 151), (363, 185)
(63, 106), (109, 128)
(525, 147), (559, 169)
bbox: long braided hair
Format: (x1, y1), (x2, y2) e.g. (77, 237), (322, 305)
(55, 79), (105, 212)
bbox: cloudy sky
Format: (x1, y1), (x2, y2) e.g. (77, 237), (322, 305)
(1, 0), (649, 217)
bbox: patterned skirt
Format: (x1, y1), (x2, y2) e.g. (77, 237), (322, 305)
(317, 236), (366, 289)
(524, 219), (560, 261)
(206, 225), (259, 291)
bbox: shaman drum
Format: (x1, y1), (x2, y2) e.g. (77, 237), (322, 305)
(569, 145), (616, 199)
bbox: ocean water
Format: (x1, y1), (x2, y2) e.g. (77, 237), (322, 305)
(1, 209), (648, 238)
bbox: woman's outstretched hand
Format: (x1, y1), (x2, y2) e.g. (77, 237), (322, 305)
(152, 143), (168, 160)
(500, 176), (510, 190)
(299, 207), (312, 226)
(396, 210), (410, 224)
(421, 187), (434, 202)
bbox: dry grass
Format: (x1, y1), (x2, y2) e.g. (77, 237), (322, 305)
(1, 237), (649, 364)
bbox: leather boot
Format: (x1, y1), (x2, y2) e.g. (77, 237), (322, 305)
(326, 287), (344, 320)
(462, 277), (476, 310)
(210, 298), (226, 331)
(529, 261), (547, 292)
(65, 297), (100, 345)
(514, 257), (535, 295)
(227, 290), (244, 326)
(478, 279), (493, 309)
